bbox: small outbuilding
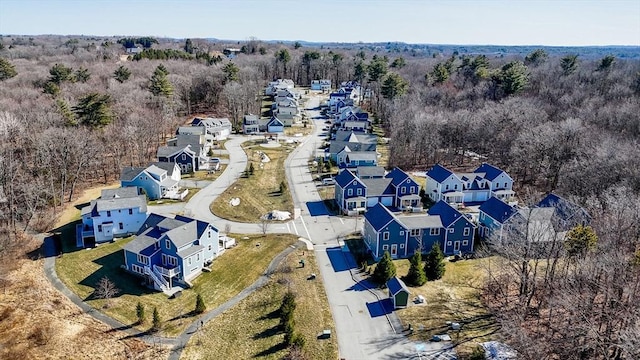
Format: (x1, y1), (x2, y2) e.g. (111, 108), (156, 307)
(387, 277), (410, 309)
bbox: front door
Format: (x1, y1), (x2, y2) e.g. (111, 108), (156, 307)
(391, 244), (398, 258)
(454, 241), (461, 252)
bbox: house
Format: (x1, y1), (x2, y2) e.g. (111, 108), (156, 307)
(387, 277), (410, 309)
(274, 88), (299, 101)
(166, 132), (210, 164)
(425, 163), (514, 205)
(334, 169), (367, 215)
(385, 167), (421, 210)
(311, 79), (331, 91)
(328, 138), (377, 162)
(126, 47), (143, 54)
(191, 117), (232, 140)
(265, 79), (295, 96)
(157, 144), (200, 173)
(223, 48), (241, 59)
(243, 114), (260, 134)
(478, 196), (518, 241)
(537, 193), (590, 229)
(122, 214), (221, 293)
(362, 201), (476, 260)
(352, 166), (386, 179)
(120, 162), (183, 201)
(336, 147), (378, 169)
(361, 177), (395, 209)
(78, 187), (148, 247)
(266, 116), (284, 133)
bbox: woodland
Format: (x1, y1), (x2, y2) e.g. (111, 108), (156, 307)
(0, 35), (639, 359)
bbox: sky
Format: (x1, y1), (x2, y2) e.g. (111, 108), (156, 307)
(1, 0), (639, 46)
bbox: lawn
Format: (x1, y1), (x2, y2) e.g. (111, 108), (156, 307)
(210, 141), (296, 222)
(181, 248), (337, 360)
(389, 257), (499, 358)
(284, 123), (313, 137)
(55, 233), (297, 337)
(147, 187), (201, 205)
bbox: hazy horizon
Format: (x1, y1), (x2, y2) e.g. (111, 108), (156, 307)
(1, 0), (639, 47)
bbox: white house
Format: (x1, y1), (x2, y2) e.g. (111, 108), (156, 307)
(191, 117), (232, 141)
(311, 79), (331, 91)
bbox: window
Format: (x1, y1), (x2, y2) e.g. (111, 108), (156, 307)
(410, 229), (420, 237)
(463, 240), (468, 246)
(504, 182), (507, 188)
(430, 228), (440, 236)
(400, 231), (404, 236)
(188, 257), (192, 266)
(454, 184), (458, 190)
(400, 244), (405, 249)
(97, 225), (103, 232)
(119, 222), (123, 230)
(445, 184), (449, 190)
(208, 245), (212, 251)
(166, 239), (171, 249)
(169, 256), (176, 266)
(347, 189), (353, 196)
(208, 231), (211, 238)
(383, 232), (390, 240)
(411, 186), (416, 193)
(182, 154), (186, 160)
(132, 264), (143, 274)
(128, 209), (133, 215)
(382, 245), (389, 250)
(155, 241), (159, 250)
(357, 188), (362, 196)
(196, 253), (200, 261)
(463, 228), (470, 236)
(448, 228), (454, 233)
(447, 241), (452, 246)
(106, 210), (111, 217)
(401, 187), (406, 194)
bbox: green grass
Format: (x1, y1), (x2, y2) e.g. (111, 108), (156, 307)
(210, 142), (295, 222)
(55, 233), (297, 337)
(182, 248), (337, 360)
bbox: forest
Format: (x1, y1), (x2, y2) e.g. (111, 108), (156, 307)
(0, 35), (639, 359)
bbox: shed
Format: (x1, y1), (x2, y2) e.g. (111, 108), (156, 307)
(387, 277), (410, 309)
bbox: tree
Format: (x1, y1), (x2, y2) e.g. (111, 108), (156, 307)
(280, 290), (296, 321)
(74, 67), (90, 83)
(597, 55), (615, 71)
(431, 62), (450, 84)
(404, 251), (427, 286)
(561, 54), (579, 75)
(195, 293), (206, 314)
(496, 60), (528, 96)
(390, 57), (406, 69)
(49, 63), (73, 85)
(222, 62), (239, 83)
(293, 41), (301, 49)
(0, 57), (17, 81)
(151, 306), (161, 332)
(149, 64), (173, 97)
(184, 38), (194, 54)
(372, 251), (396, 284)
(524, 49), (548, 66)
(136, 301), (146, 324)
(259, 217), (271, 235)
(424, 243), (445, 281)
(95, 276), (119, 307)
(381, 72), (408, 100)
(55, 98), (76, 126)
(42, 81), (60, 96)
(113, 65), (131, 83)
(564, 225), (598, 259)
(72, 93), (114, 128)
(275, 49), (291, 77)
(367, 56), (388, 83)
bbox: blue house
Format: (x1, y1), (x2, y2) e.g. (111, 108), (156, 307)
(123, 214), (222, 293)
(537, 193), (590, 229)
(120, 162), (182, 201)
(157, 144), (200, 173)
(363, 201), (476, 260)
(266, 116), (284, 133)
(478, 196), (518, 242)
(334, 169), (367, 215)
(336, 147), (378, 169)
(78, 188), (148, 247)
(385, 167), (421, 210)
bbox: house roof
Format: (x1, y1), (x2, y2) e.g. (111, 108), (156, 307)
(329, 141), (376, 155)
(177, 244), (204, 258)
(120, 167), (146, 182)
(101, 187), (140, 199)
(537, 193), (590, 225)
(355, 166), (385, 178)
(243, 114), (259, 121)
(479, 197), (517, 224)
(426, 164), (455, 183)
(150, 162), (178, 177)
(345, 151), (377, 162)
(511, 207), (565, 242)
(385, 167), (412, 187)
(267, 116), (284, 127)
(474, 163), (506, 181)
(191, 117), (232, 129)
(146, 165), (165, 179)
(334, 130), (376, 143)
(157, 145), (193, 158)
(427, 200), (470, 228)
(398, 214), (442, 230)
(387, 277), (410, 295)
(90, 188), (147, 213)
(123, 233), (157, 253)
(364, 203), (396, 231)
(165, 221), (198, 248)
(177, 126), (205, 135)
(335, 169), (359, 188)
(362, 178), (393, 197)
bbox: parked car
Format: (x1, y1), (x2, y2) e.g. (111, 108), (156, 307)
(322, 177), (335, 185)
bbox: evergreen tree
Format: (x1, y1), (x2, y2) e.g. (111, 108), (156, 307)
(390, 57), (406, 69)
(136, 302), (145, 324)
(279, 180), (287, 194)
(56, 98), (76, 126)
(381, 72), (408, 100)
(151, 306), (161, 332)
(0, 57), (17, 81)
(524, 49), (548, 66)
(404, 251), (427, 286)
(195, 293), (206, 314)
(372, 251), (396, 285)
(431, 63), (450, 84)
(49, 63), (73, 85)
(42, 81), (60, 96)
(496, 60), (529, 96)
(72, 93), (114, 128)
(279, 291), (296, 322)
(597, 55), (615, 71)
(184, 38), (194, 54)
(561, 54), (579, 75)
(564, 225), (598, 259)
(367, 56), (388, 83)
(113, 65), (131, 83)
(424, 243), (446, 281)
(74, 67), (90, 83)
(149, 64), (173, 97)
(222, 62), (240, 83)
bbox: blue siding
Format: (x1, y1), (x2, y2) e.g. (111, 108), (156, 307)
(122, 175), (161, 200)
(375, 219), (407, 260)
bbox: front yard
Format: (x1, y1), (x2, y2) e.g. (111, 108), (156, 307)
(210, 141), (295, 222)
(181, 247), (337, 360)
(55, 233), (297, 337)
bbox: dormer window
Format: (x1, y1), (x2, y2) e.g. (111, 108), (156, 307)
(166, 239), (170, 249)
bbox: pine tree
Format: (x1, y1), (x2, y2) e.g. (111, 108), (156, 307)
(564, 225), (598, 259)
(0, 57), (17, 81)
(151, 307), (161, 332)
(149, 64), (173, 97)
(136, 302), (145, 324)
(424, 243), (446, 281)
(372, 251), (396, 285)
(222, 62), (239, 83)
(113, 65), (131, 83)
(195, 293), (206, 314)
(72, 93), (114, 128)
(404, 251), (427, 286)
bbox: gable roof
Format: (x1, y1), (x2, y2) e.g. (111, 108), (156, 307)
(479, 197), (517, 224)
(88, 187), (147, 214)
(355, 166), (386, 178)
(385, 167), (414, 187)
(329, 141), (376, 155)
(150, 162), (178, 176)
(426, 164), (455, 183)
(267, 116), (284, 127)
(120, 167), (146, 182)
(364, 203), (396, 231)
(345, 151), (377, 162)
(101, 187), (139, 199)
(427, 200), (471, 228)
(362, 178), (393, 197)
(157, 144), (194, 158)
(397, 214), (443, 230)
(474, 163), (507, 181)
(537, 193), (590, 226)
(387, 277), (410, 296)
(335, 169), (360, 188)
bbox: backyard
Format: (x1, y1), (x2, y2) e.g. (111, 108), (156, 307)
(210, 140), (295, 222)
(181, 248), (337, 360)
(55, 232), (297, 337)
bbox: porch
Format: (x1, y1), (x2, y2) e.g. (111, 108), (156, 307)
(398, 194), (421, 210)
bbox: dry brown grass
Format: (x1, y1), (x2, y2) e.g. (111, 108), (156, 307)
(54, 182), (120, 228)
(210, 142), (295, 222)
(182, 249), (337, 360)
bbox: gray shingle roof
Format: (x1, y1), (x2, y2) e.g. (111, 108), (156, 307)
(165, 221), (198, 248)
(362, 178), (393, 197)
(151, 162), (178, 176)
(356, 166), (385, 178)
(177, 244), (204, 258)
(123, 234), (157, 253)
(96, 195), (147, 213)
(398, 214), (443, 229)
(101, 187), (139, 199)
(120, 167), (145, 182)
